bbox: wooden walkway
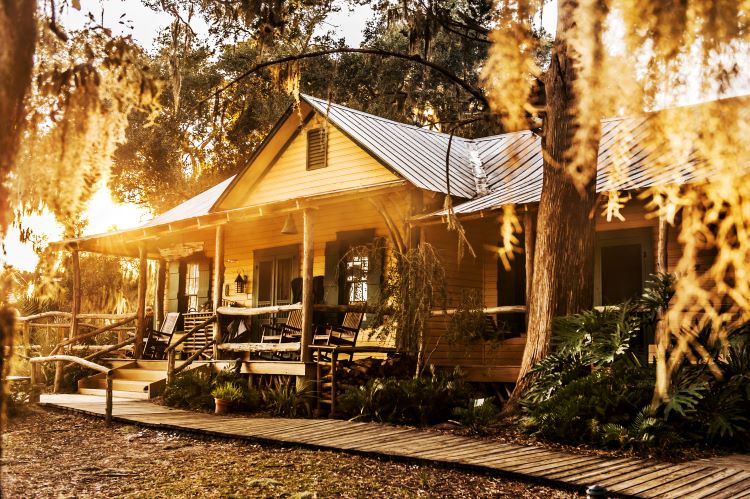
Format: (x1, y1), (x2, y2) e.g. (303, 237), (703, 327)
(40, 394), (750, 498)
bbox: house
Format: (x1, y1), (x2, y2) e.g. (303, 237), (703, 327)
(55, 93), (722, 386)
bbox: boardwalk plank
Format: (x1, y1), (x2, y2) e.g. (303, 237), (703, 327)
(508, 455), (605, 476)
(659, 468), (743, 499)
(639, 467), (724, 498)
(689, 471), (750, 499)
(617, 464), (704, 496)
(707, 476), (750, 499)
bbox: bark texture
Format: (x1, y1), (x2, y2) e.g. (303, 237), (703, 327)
(0, 0), (36, 234)
(506, 0), (600, 410)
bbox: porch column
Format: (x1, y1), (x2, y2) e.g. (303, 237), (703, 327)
(300, 209), (314, 365)
(163, 258), (171, 320)
(657, 216), (668, 274)
(212, 225), (225, 358)
(70, 248), (81, 347)
(135, 243), (148, 359)
(524, 208), (536, 329)
(154, 258), (166, 328)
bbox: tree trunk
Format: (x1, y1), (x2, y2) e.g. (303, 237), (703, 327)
(0, 0), (36, 234)
(505, 0), (601, 412)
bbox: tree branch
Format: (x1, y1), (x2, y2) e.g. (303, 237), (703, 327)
(191, 47), (488, 112)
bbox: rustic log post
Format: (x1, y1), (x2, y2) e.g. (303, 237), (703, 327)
(163, 258), (172, 319)
(167, 349), (175, 385)
(155, 258), (166, 328)
(657, 216), (668, 274)
(105, 374), (113, 425)
(524, 208), (536, 329)
(135, 244), (148, 359)
(29, 362), (40, 403)
(54, 360), (63, 393)
(212, 225), (225, 358)
(300, 209), (314, 366)
(22, 320), (30, 358)
(70, 248), (81, 347)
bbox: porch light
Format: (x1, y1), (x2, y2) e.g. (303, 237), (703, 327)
(280, 213), (298, 235)
(234, 273), (248, 294)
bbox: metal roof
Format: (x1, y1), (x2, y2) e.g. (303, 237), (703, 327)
(302, 94), (478, 198)
(140, 175), (236, 228)
(443, 113), (722, 215)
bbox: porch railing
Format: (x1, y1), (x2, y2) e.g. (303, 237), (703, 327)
(165, 315), (217, 384)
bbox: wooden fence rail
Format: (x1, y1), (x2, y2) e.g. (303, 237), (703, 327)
(29, 355), (114, 424)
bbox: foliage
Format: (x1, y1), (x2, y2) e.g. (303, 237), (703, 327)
(6, 380), (33, 418)
(451, 397), (500, 434)
(368, 243), (446, 375)
(521, 274), (750, 451)
(211, 382), (245, 403)
(447, 289), (506, 343)
(337, 368), (474, 426)
(163, 369), (215, 411)
(260, 379), (312, 418)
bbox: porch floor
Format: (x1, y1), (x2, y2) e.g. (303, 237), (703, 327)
(39, 394), (749, 498)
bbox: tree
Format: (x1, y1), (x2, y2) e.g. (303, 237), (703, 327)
(482, 1), (750, 409)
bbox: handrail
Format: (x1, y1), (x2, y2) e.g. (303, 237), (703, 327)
(29, 355), (114, 424)
(19, 311), (141, 322)
(429, 305), (527, 317)
(173, 339), (216, 376)
(217, 304), (301, 316)
(164, 315), (217, 354)
(50, 314), (139, 354)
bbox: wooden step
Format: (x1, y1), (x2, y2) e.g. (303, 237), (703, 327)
(111, 369), (165, 382)
(133, 360), (170, 370)
(82, 378), (150, 393)
(78, 388), (150, 400)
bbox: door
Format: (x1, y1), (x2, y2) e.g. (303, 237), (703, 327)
(594, 228), (654, 306)
(253, 245), (299, 307)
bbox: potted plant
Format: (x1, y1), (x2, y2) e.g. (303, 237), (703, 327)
(211, 382), (244, 415)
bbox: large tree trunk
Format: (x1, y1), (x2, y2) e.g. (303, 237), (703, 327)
(0, 0), (36, 485)
(0, 0), (36, 234)
(505, 0), (600, 412)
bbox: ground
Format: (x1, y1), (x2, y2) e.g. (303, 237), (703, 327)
(2, 408), (579, 498)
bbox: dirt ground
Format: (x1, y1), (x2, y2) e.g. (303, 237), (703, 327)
(1, 408), (580, 498)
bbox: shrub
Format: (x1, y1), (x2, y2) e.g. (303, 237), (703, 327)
(338, 368), (475, 425)
(451, 397), (500, 434)
(261, 379), (312, 418)
(163, 369), (214, 411)
(521, 273), (750, 451)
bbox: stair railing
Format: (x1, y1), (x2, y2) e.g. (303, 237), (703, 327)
(164, 315), (217, 384)
(29, 355), (114, 424)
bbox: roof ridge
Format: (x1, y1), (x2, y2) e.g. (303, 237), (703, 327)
(301, 94), (474, 143)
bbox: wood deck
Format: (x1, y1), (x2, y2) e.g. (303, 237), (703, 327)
(40, 394), (750, 498)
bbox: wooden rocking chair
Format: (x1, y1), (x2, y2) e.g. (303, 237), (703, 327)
(314, 309), (364, 361)
(142, 312), (180, 360)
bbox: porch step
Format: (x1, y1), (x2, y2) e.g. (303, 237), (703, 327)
(77, 362), (169, 399)
(82, 378), (151, 392)
(111, 369), (165, 382)
(78, 388), (151, 400)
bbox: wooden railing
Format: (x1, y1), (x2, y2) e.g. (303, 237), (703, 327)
(165, 315), (217, 384)
(29, 355), (114, 424)
(18, 312), (139, 357)
(429, 305), (527, 316)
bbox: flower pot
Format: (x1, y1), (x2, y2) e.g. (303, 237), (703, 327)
(214, 398), (231, 415)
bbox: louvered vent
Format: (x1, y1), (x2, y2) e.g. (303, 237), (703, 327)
(306, 127), (328, 170)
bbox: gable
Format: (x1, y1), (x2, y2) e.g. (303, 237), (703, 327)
(219, 113), (401, 209)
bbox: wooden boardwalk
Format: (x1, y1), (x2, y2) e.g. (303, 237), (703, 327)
(40, 394), (750, 498)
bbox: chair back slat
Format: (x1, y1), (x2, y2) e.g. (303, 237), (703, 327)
(161, 312), (180, 334)
(342, 312), (364, 330)
(285, 309), (303, 330)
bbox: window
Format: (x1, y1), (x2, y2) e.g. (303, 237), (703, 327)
(594, 228), (654, 306)
(345, 254), (369, 303)
(253, 246), (299, 307)
(185, 263), (200, 311)
(306, 127), (328, 170)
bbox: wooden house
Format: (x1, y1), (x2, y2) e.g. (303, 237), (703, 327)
(56, 94), (720, 387)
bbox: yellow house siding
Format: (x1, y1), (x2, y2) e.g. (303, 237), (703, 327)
(234, 123), (400, 208)
(219, 196), (403, 307)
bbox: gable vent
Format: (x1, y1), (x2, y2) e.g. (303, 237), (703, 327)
(306, 127), (328, 170)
